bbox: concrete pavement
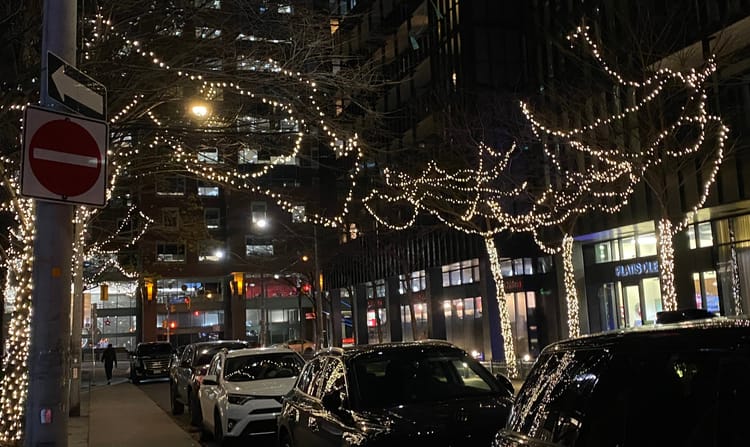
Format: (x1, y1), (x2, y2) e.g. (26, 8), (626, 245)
(66, 362), (525, 446)
(68, 363), (199, 447)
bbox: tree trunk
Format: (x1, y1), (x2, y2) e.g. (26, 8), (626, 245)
(484, 236), (518, 379)
(656, 218), (678, 311)
(562, 235), (580, 338)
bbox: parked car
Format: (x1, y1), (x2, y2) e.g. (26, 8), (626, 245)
(198, 347), (305, 443)
(277, 340), (514, 447)
(284, 339), (316, 358)
(493, 311), (750, 447)
(129, 341), (174, 384)
(169, 340), (249, 425)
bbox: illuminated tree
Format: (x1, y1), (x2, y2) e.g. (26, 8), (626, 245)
(0, 1), (381, 441)
(521, 24), (729, 312)
(364, 142), (530, 378)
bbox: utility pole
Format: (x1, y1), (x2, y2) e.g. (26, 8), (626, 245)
(25, 1), (76, 445)
(313, 225), (325, 347)
(69, 219), (85, 416)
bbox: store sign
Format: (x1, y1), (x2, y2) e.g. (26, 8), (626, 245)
(614, 260), (659, 278)
(505, 278), (524, 292)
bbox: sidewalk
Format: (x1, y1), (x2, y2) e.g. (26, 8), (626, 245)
(68, 364), (199, 447)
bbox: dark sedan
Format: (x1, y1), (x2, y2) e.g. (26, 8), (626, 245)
(278, 340), (514, 447)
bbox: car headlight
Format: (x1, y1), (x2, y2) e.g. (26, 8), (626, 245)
(228, 394), (253, 405)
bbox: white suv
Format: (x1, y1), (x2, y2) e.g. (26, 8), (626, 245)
(198, 346), (305, 444)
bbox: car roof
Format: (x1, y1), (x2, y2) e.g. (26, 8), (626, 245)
(544, 317), (750, 354)
(187, 340), (248, 349)
(137, 341), (171, 346)
(224, 346), (298, 359)
(315, 339), (465, 360)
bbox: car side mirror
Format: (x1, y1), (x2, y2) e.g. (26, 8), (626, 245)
(202, 374), (218, 386)
(496, 374), (515, 397)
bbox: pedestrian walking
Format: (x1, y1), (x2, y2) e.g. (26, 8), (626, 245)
(101, 343), (117, 385)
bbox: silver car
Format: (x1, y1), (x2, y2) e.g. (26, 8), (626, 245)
(198, 347), (305, 444)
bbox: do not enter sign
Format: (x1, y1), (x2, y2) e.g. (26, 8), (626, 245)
(22, 105), (108, 206)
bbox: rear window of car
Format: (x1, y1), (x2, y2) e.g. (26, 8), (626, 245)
(194, 343), (247, 365)
(508, 346), (750, 446)
(224, 353), (304, 382)
(136, 344), (173, 356)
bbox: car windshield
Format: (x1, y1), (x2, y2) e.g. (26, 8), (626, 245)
(352, 351), (500, 408)
(195, 343), (247, 366)
(223, 353), (304, 382)
(136, 344), (172, 356)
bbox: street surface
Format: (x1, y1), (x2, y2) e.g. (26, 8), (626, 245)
(137, 378), (277, 447)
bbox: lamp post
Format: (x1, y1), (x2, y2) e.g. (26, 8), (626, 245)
(256, 216), (323, 346)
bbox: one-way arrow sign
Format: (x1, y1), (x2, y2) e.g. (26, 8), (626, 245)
(47, 52), (107, 120)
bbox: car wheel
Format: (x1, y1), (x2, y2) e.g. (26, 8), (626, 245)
(279, 430), (293, 447)
(170, 383), (184, 415)
(189, 393), (202, 426)
(213, 411), (224, 444)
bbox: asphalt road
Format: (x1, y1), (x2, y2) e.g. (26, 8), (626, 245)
(137, 379), (277, 447)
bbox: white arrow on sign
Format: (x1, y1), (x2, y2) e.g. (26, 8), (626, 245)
(51, 65), (105, 116)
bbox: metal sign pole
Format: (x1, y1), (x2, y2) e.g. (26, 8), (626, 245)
(24, 1), (76, 445)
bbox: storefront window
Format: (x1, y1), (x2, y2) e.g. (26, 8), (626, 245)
(694, 271), (720, 313)
(621, 236), (637, 260)
(622, 284), (642, 326)
(537, 256), (553, 273)
(594, 240), (618, 263)
(642, 277), (662, 324)
(500, 259), (513, 277)
(698, 222), (714, 248)
(637, 233), (657, 257)
(441, 259), (480, 286)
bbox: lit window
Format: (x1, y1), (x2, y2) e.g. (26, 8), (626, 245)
(239, 147), (258, 164)
(399, 270), (426, 294)
(697, 222), (714, 248)
(245, 236), (273, 256)
(156, 242), (186, 262)
(198, 147), (219, 163)
(637, 233), (657, 257)
(198, 183), (219, 197)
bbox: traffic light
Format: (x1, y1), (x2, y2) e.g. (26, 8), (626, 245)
(169, 321), (177, 329)
(184, 296), (191, 309)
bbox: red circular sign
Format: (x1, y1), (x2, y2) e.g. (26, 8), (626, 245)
(28, 119), (101, 197)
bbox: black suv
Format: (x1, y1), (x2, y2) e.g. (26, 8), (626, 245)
(493, 313), (750, 447)
(278, 340), (514, 447)
(169, 339), (249, 425)
(129, 341), (174, 384)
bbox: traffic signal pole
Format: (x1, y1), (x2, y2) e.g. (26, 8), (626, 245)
(24, 1), (76, 445)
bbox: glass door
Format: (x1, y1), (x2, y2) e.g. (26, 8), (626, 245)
(622, 284), (643, 327)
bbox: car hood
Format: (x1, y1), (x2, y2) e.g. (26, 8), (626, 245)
(355, 395), (511, 444)
(225, 377), (296, 396)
